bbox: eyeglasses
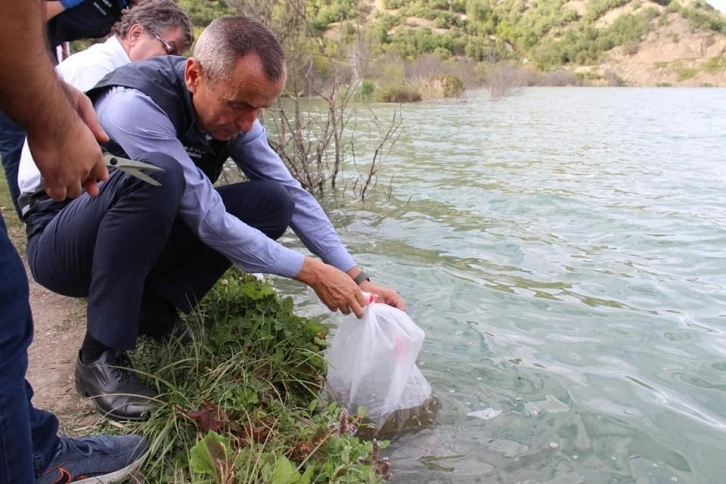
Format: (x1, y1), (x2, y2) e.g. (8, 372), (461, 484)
(153, 33), (175, 55)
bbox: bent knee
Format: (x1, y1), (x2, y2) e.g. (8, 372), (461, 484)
(264, 181), (295, 237)
(132, 152), (186, 196)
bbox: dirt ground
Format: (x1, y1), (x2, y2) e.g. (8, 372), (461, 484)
(6, 224), (99, 433)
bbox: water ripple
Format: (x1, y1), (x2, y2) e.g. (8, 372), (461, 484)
(277, 87), (726, 483)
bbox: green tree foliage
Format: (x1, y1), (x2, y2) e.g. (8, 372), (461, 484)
(175, 0), (726, 71)
(176, 0), (234, 26)
(309, 0), (360, 31)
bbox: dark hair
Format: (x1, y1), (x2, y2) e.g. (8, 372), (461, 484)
(112, 0), (194, 53)
(193, 16), (286, 84)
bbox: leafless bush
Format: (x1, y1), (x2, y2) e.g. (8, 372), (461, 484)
(605, 69), (626, 86)
(351, 106), (403, 201)
(445, 57), (483, 88)
(405, 54), (447, 79)
(377, 53), (481, 89)
(228, 0), (402, 200)
(531, 69), (582, 86)
(486, 61), (527, 100)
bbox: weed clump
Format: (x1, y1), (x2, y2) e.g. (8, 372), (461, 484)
(130, 270), (392, 483)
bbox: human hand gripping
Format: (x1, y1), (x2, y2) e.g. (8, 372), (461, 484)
(295, 258), (368, 318)
(26, 81), (109, 201)
(359, 279), (407, 312)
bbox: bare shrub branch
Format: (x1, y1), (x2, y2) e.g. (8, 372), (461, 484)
(486, 61), (528, 100)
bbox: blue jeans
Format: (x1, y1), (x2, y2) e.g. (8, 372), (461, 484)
(0, 111), (25, 219)
(0, 214), (59, 482)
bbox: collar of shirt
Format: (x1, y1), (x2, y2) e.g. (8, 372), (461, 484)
(96, 35), (131, 66)
(56, 35), (131, 92)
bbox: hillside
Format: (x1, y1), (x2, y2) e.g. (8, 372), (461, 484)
(319, 0), (726, 86)
(176, 0), (726, 86)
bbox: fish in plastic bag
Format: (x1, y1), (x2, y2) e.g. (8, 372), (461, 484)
(326, 293), (435, 431)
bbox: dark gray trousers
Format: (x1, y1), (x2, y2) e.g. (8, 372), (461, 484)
(27, 152), (294, 350)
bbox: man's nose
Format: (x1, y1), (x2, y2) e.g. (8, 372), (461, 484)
(236, 110), (258, 132)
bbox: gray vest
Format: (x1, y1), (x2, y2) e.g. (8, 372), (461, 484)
(88, 55), (231, 183)
(23, 56), (232, 236)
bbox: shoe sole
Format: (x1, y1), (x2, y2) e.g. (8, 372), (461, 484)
(75, 380), (150, 422)
(73, 451), (148, 483)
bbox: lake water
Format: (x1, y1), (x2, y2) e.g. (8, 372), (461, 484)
(271, 87), (726, 483)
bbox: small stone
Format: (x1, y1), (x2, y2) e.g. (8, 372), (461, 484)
(572, 455), (578, 460)
(671, 478), (678, 482)
(549, 442), (559, 449)
(476, 377), (483, 381)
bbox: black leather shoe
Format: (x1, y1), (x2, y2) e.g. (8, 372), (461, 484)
(138, 293), (192, 344)
(75, 350), (157, 421)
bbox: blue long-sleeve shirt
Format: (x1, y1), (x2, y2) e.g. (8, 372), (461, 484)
(94, 86), (356, 278)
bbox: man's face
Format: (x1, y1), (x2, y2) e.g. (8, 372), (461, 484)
(185, 53), (285, 141)
(127, 25), (184, 62)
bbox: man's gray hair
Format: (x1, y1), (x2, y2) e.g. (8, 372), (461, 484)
(193, 16), (286, 85)
(112, 0), (194, 53)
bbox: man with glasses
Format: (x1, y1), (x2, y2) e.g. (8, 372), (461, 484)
(154, 32), (175, 54)
(18, 0), (193, 199)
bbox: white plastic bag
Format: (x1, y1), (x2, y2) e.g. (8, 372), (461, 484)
(326, 293), (431, 428)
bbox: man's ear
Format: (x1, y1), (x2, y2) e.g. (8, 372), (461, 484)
(126, 23), (144, 48)
(185, 57), (203, 94)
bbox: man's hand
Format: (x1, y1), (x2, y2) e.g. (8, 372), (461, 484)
(295, 258), (368, 318)
(359, 280), (406, 312)
(26, 82), (109, 201)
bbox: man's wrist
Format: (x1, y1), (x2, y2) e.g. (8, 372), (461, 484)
(353, 270), (370, 286)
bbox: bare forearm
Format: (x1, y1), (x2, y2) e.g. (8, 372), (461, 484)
(0, 0), (74, 137)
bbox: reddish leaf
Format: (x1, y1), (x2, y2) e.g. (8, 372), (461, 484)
(184, 401), (228, 432)
(187, 409), (224, 432)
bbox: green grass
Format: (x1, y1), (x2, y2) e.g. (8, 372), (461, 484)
(677, 67), (698, 81)
(702, 56), (726, 73)
(129, 271), (391, 483)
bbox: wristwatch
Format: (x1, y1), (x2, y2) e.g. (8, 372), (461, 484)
(353, 271), (370, 285)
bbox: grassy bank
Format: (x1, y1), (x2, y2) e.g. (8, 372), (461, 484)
(1, 160), (389, 482)
(130, 271), (391, 483)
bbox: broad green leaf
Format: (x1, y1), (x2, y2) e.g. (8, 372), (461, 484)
(300, 464), (316, 484)
(270, 456), (302, 484)
(282, 296), (294, 314)
(189, 431), (232, 478)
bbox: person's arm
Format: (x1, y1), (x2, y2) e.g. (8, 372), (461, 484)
(0, 0), (71, 135)
(94, 87), (368, 317)
(230, 122), (357, 271)
(230, 122), (405, 311)
(95, 88), (307, 277)
(231, 121), (406, 310)
(0, 0), (108, 200)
